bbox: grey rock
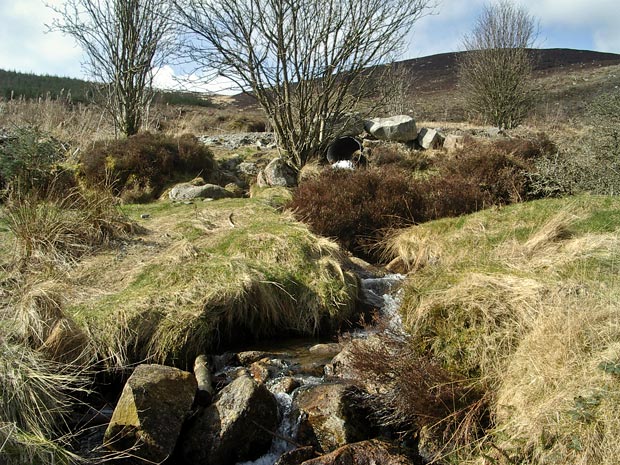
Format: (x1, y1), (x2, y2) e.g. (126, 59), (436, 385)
(274, 446), (316, 465)
(324, 336), (388, 395)
(364, 115), (417, 142)
(237, 351), (279, 366)
(294, 383), (373, 453)
(169, 182), (235, 201)
(199, 132), (276, 150)
(487, 127), (501, 137)
(182, 374), (278, 465)
(417, 128), (443, 149)
(257, 158), (297, 187)
(308, 343), (342, 355)
(220, 155), (243, 171)
(443, 134), (465, 151)
(238, 161), (260, 176)
(270, 376), (301, 395)
(103, 364), (196, 463)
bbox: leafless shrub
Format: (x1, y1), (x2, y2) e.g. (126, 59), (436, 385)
(173, 0), (433, 169)
(459, 0), (538, 129)
(48, 0), (176, 137)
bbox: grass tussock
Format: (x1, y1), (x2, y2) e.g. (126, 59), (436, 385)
(376, 195), (620, 463)
(66, 198), (359, 367)
(0, 336), (88, 465)
(3, 187), (135, 267)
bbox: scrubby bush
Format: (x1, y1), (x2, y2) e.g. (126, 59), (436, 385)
(289, 167), (423, 260)
(290, 135), (551, 261)
(530, 91), (620, 196)
(0, 126), (75, 196)
(79, 132), (217, 203)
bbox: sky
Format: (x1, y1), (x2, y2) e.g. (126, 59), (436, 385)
(1, 0), (619, 93)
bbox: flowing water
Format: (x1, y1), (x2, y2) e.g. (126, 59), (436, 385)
(235, 272), (406, 465)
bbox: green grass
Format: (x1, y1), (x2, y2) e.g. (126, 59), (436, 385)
(67, 195), (358, 367)
(385, 194), (620, 464)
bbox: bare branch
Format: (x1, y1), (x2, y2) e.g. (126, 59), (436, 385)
(174, 0), (433, 170)
(47, 0), (176, 137)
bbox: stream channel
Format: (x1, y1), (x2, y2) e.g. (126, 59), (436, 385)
(233, 272), (406, 465)
(73, 271), (406, 463)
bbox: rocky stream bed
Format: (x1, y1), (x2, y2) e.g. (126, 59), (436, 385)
(71, 269), (413, 465)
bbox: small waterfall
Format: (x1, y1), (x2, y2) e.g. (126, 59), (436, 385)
(360, 273), (406, 332)
(237, 375), (321, 465)
(236, 272), (407, 465)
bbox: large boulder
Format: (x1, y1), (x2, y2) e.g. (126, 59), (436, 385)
(103, 364), (197, 463)
(364, 115), (417, 142)
(169, 182), (235, 201)
(257, 158), (298, 187)
(182, 374), (279, 465)
(324, 336), (394, 396)
(301, 439), (416, 465)
(294, 383), (373, 453)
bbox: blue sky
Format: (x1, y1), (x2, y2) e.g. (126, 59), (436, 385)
(1, 0), (619, 93)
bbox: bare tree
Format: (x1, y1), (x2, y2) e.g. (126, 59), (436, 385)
(48, 0), (175, 137)
(173, 0), (433, 170)
(459, 0), (538, 129)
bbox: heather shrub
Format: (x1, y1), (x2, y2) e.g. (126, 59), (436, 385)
(348, 332), (489, 455)
(367, 141), (430, 171)
(289, 167), (422, 260)
(79, 132), (217, 203)
(433, 135), (550, 205)
(0, 127), (75, 196)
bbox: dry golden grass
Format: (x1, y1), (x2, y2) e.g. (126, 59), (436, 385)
(385, 195), (620, 464)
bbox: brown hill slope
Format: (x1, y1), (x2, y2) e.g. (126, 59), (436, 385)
(229, 48), (620, 123)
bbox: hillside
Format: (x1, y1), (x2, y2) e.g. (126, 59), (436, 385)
(226, 48), (620, 121)
(0, 68), (213, 107)
(393, 48), (620, 121)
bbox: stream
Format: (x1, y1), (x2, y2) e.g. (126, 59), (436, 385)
(235, 272), (406, 465)
(72, 272), (406, 463)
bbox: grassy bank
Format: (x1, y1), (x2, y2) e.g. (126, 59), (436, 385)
(59, 196), (358, 367)
(384, 195), (620, 464)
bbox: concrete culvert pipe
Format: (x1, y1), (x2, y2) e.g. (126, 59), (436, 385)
(326, 136), (363, 164)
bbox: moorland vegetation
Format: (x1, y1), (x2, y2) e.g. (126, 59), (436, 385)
(1, 2), (620, 463)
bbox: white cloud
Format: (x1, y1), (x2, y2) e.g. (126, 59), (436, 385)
(0, 0), (84, 77)
(405, 0), (620, 58)
(1, 0), (619, 89)
(153, 65), (241, 95)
